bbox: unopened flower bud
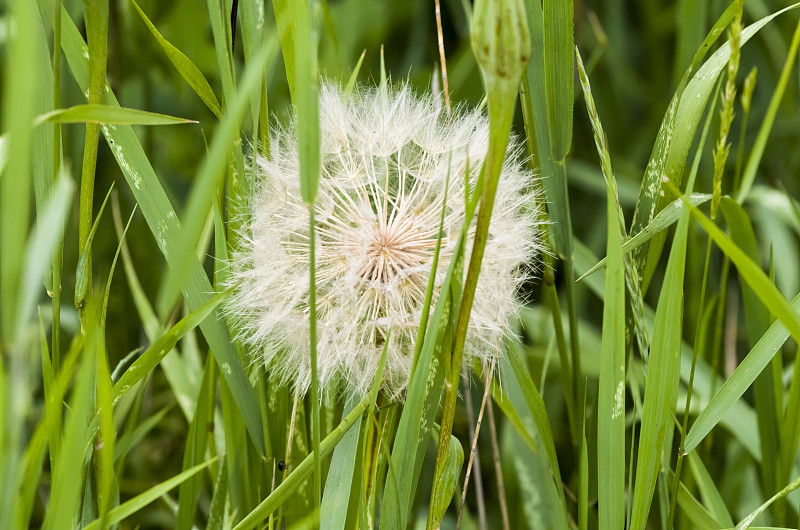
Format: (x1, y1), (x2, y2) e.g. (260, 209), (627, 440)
(471, 0), (531, 96)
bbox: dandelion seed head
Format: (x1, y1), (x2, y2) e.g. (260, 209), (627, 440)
(226, 83), (544, 399)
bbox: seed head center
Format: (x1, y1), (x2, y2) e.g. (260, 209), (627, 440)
(359, 219), (436, 284)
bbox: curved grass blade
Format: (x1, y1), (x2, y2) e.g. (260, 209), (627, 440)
(112, 291), (228, 405)
(80, 457), (219, 530)
(320, 395), (362, 530)
(682, 290), (800, 454)
(74, 184), (113, 309)
(670, 184), (800, 347)
(722, 197), (780, 496)
(637, 3), (800, 288)
(43, 331), (97, 529)
(578, 194), (712, 281)
(687, 452), (734, 527)
(735, 475), (800, 529)
(36, 104), (197, 126)
(235, 329), (389, 530)
(177, 353), (216, 530)
(129, 0), (222, 119)
(17, 174), (73, 334)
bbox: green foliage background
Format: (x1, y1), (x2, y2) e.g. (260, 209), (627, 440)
(2, 0), (800, 528)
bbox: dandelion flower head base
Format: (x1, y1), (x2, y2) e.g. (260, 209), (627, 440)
(227, 83), (542, 399)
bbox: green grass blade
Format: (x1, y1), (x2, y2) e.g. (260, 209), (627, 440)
(381, 236), (460, 528)
(736, 18), (800, 203)
(36, 104), (198, 126)
(506, 342), (567, 511)
(682, 290), (800, 455)
(674, 477), (721, 530)
(735, 475), (800, 529)
(272, 0), (297, 100)
(43, 333), (96, 529)
(721, 197), (780, 496)
(343, 49), (367, 98)
(579, 412), (588, 530)
(688, 2), (737, 72)
(629, 191), (691, 529)
(295, 0), (320, 205)
(112, 291), (227, 405)
(672, 185), (800, 347)
(113, 406), (172, 465)
(17, 174), (73, 334)
(80, 457), (219, 530)
(233, 396), (372, 530)
(521, 0), (571, 259)
(74, 184), (113, 309)
(578, 194), (712, 281)
(489, 377), (538, 453)
(293, 0), (322, 517)
(777, 343), (800, 516)
(638, 3), (800, 288)
(628, 81), (682, 283)
(157, 35), (276, 313)
(129, 0), (222, 119)
(687, 452), (735, 527)
(49, 6), (266, 455)
(595, 107), (626, 529)
(177, 352), (216, 530)
(501, 353), (569, 530)
(0, 0), (37, 347)
(543, 0), (573, 161)
(31, 6), (56, 295)
(320, 395), (362, 530)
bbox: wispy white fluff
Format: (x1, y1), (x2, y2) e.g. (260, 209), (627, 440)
(226, 83), (543, 399)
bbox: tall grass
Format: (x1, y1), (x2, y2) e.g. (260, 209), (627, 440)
(2, 0), (800, 528)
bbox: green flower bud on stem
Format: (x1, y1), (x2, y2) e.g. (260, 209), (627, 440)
(428, 1), (531, 528)
(471, 0), (531, 107)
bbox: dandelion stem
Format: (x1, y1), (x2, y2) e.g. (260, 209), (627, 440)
(429, 86), (517, 528)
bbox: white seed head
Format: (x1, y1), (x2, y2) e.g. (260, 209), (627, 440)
(226, 83), (543, 399)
